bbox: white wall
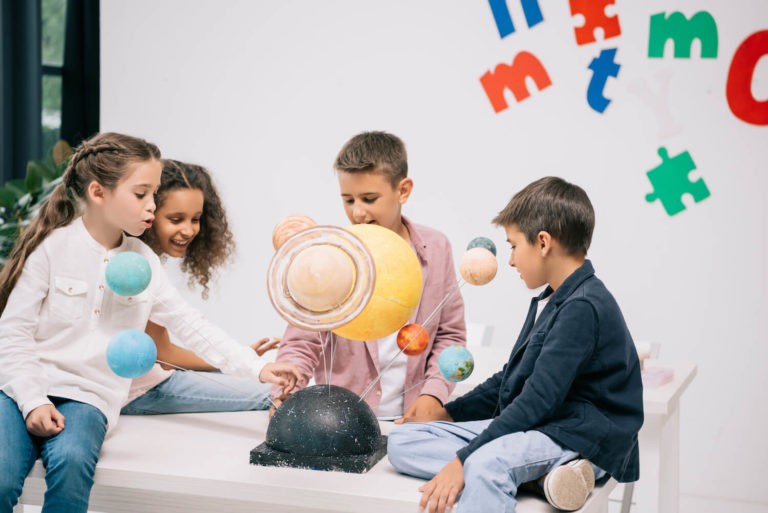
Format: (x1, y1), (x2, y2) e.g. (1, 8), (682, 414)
(100, 0), (768, 508)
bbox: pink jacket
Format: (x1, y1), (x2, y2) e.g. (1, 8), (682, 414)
(274, 217), (466, 413)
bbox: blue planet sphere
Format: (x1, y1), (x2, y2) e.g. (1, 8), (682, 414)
(438, 346), (475, 382)
(106, 329), (157, 379)
(467, 237), (497, 256)
(106, 251), (151, 296)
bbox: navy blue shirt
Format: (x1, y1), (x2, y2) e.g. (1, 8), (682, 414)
(445, 260), (643, 482)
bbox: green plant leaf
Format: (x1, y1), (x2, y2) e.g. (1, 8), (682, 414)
(0, 188), (18, 210)
(6, 180), (26, 197)
(25, 162), (45, 194)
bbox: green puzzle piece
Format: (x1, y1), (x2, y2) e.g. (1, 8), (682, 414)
(645, 147), (711, 216)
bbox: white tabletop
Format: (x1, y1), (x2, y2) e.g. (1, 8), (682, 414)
(24, 408), (605, 513)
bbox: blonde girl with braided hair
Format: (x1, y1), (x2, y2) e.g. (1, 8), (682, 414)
(0, 133), (300, 513)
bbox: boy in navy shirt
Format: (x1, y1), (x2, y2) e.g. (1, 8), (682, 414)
(388, 177), (643, 513)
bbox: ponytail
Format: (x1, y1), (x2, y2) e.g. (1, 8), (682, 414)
(0, 132), (160, 314)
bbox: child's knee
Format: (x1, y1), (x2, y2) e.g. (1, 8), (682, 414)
(0, 471), (24, 507)
(387, 425), (429, 469)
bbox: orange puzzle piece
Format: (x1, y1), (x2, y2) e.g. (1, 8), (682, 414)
(569, 0), (621, 45)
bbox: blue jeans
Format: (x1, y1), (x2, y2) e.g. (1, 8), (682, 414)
(387, 420), (606, 513)
(0, 392), (107, 513)
(120, 371), (273, 415)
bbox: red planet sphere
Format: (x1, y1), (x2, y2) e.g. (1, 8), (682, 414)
(396, 323), (429, 356)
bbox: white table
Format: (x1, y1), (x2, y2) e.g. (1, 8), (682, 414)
(19, 410), (615, 513)
(629, 360), (697, 513)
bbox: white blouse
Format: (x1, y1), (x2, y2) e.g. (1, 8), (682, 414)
(0, 217), (265, 430)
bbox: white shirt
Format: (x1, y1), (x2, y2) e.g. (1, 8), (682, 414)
(0, 217), (266, 430)
(376, 331), (408, 418)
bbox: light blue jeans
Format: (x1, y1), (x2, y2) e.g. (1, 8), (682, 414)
(387, 420), (606, 513)
(0, 391), (107, 513)
(120, 371), (273, 415)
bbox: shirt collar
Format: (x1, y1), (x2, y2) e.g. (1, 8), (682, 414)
(539, 259), (595, 305)
(402, 216), (427, 263)
(72, 216), (128, 255)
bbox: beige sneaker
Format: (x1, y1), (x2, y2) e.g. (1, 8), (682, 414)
(542, 459), (596, 511)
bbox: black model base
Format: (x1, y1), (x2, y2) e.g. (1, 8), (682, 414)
(250, 435), (387, 474)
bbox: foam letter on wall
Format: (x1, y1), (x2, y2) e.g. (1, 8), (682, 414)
(488, 0), (544, 39)
(480, 52), (552, 112)
(648, 11), (718, 58)
(587, 48), (621, 113)
(726, 30), (768, 125)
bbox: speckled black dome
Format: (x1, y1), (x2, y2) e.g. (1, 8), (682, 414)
(266, 384), (381, 457)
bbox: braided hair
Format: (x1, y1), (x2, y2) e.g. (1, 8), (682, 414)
(0, 132), (161, 313)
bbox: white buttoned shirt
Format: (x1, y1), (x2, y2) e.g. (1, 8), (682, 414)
(0, 217), (265, 430)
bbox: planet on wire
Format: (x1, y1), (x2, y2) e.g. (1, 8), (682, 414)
(438, 345), (475, 382)
(459, 247), (498, 286)
(396, 323), (429, 356)
(105, 251), (151, 296)
(466, 236), (497, 256)
(106, 329), (157, 379)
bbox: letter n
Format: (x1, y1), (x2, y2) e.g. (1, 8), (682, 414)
(480, 52), (552, 113)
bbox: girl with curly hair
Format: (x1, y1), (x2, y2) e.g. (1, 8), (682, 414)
(121, 160), (280, 415)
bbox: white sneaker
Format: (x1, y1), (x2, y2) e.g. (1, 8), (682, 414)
(542, 459), (596, 511)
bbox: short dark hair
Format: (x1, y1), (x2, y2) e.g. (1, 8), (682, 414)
(334, 131), (407, 187)
(493, 177), (594, 255)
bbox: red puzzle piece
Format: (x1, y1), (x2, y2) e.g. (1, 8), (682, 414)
(569, 0), (621, 45)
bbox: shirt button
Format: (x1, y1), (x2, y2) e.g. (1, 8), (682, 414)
(94, 309), (101, 316)
(67, 287), (73, 294)
(104, 258), (109, 263)
(99, 284), (105, 291)
(127, 297), (133, 303)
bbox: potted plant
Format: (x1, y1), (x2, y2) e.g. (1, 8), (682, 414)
(0, 140), (72, 266)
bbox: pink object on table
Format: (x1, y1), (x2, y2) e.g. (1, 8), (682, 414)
(641, 367), (674, 388)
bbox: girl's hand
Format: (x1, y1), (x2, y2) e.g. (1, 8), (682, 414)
(395, 395), (452, 424)
(26, 404), (65, 437)
(258, 362), (303, 394)
(419, 457), (464, 513)
(251, 337), (280, 357)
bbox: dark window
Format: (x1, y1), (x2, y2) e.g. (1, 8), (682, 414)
(0, 0), (99, 183)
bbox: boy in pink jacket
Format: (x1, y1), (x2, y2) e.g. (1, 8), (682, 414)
(273, 131), (466, 423)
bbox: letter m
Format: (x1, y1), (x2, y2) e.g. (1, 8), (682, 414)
(648, 11), (718, 58)
(480, 52), (552, 113)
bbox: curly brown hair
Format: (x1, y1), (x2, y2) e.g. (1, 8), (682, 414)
(139, 160), (235, 299)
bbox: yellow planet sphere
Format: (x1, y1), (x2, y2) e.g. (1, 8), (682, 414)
(286, 244), (355, 312)
(332, 224), (423, 341)
(459, 247), (498, 285)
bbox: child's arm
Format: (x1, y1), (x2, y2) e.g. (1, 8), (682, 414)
(441, 366), (507, 420)
(146, 257), (299, 386)
(0, 246), (57, 422)
(418, 457), (464, 513)
(409, 244), (468, 412)
(149, 321), (279, 371)
(269, 325), (323, 399)
(25, 404), (65, 436)
(453, 301), (597, 463)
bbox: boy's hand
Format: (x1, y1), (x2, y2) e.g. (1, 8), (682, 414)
(396, 395), (453, 424)
(26, 404), (65, 437)
(418, 457), (464, 513)
(251, 337), (280, 357)
(258, 362), (302, 393)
